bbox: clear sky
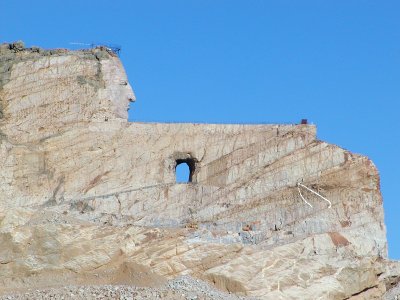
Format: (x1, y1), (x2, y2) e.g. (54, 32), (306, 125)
(1, 1), (399, 259)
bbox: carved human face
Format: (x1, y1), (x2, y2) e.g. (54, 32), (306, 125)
(100, 56), (136, 120)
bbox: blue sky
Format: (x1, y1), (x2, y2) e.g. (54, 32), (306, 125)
(1, 1), (399, 259)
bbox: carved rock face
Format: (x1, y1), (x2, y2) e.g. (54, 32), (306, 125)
(99, 55), (136, 120)
(0, 45), (135, 143)
(0, 42), (399, 299)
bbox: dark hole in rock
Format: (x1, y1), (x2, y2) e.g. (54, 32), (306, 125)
(175, 158), (195, 183)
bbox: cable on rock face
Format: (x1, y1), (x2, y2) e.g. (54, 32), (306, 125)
(297, 182), (332, 209)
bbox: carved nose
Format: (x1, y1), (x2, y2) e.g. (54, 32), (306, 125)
(127, 92), (136, 102)
(126, 83), (136, 102)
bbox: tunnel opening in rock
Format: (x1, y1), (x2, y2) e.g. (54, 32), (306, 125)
(175, 158), (195, 183)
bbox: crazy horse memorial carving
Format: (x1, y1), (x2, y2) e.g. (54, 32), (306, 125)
(0, 42), (399, 299)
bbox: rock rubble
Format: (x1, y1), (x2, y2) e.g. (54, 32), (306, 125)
(1, 276), (256, 300)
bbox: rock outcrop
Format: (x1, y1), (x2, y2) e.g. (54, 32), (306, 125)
(0, 41), (399, 299)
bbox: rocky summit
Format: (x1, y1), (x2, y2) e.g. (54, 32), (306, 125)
(0, 41), (399, 299)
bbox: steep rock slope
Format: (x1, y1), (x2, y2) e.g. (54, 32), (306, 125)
(0, 42), (399, 299)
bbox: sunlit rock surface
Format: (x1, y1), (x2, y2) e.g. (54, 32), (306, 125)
(0, 42), (399, 299)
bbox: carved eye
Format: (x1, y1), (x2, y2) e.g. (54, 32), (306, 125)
(120, 81), (128, 86)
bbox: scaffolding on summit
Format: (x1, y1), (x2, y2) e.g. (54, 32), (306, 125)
(69, 42), (121, 56)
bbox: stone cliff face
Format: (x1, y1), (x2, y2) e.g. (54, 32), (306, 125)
(0, 42), (399, 299)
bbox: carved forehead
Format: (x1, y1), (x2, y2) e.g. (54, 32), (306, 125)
(100, 56), (129, 85)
